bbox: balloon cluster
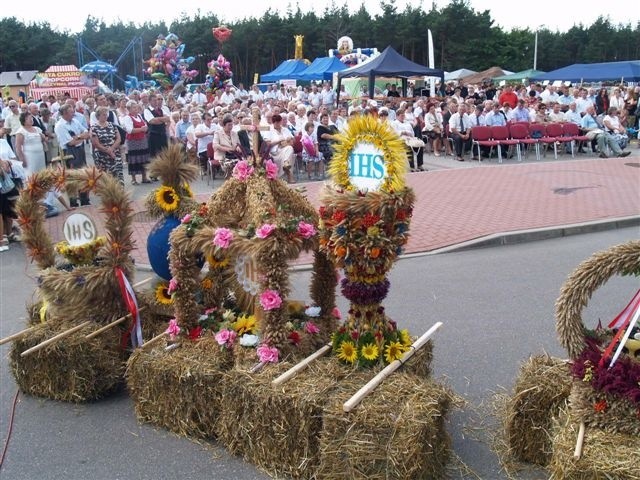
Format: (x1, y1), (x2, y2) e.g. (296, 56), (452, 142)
(145, 33), (198, 89)
(124, 75), (157, 92)
(205, 54), (233, 93)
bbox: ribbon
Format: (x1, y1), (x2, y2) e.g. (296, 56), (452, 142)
(115, 267), (143, 348)
(599, 289), (640, 368)
(39, 300), (48, 323)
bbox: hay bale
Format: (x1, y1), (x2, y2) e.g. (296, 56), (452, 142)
(126, 337), (233, 439)
(548, 409), (640, 479)
(216, 358), (351, 479)
(502, 355), (572, 466)
(10, 322), (125, 402)
(316, 369), (454, 480)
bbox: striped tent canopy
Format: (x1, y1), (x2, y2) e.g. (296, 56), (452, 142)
(29, 65), (97, 100)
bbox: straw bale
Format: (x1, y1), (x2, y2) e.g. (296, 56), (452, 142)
(126, 337), (233, 439)
(316, 368), (455, 480)
(568, 381), (640, 436)
(216, 358), (350, 478)
(500, 355), (571, 467)
(10, 322), (125, 402)
(548, 409), (640, 480)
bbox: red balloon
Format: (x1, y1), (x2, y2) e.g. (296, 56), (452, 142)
(212, 26), (232, 43)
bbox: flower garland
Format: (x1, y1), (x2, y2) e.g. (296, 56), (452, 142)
(55, 236), (106, 266)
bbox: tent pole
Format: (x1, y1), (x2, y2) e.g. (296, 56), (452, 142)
(369, 74), (375, 101)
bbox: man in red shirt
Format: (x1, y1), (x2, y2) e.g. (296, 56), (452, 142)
(498, 85), (518, 109)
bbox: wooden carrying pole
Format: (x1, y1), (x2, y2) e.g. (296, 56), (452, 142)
(272, 343), (332, 387)
(0, 326), (36, 346)
(140, 332), (167, 349)
(573, 421), (586, 460)
(343, 322), (443, 413)
(85, 307), (147, 340)
(20, 321), (92, 357)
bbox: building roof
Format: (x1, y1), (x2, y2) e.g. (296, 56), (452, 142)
(0, 71), (38, 87)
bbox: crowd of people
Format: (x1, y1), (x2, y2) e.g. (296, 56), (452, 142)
(0, 79), (638, 253)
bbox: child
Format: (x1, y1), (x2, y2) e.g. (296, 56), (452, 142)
(301, 122), (323, 180)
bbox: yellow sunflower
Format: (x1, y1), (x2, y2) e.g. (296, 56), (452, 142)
(232, 315), (257, 335)
(384, 341), (405, 364)
(338, 341), (358, 363)
(155, 186), (180, 212)
(155, 282), (173, 305)
(361, 343), (379, 361)
(207, 254), (229, 269)
(399, 329), (412, 347)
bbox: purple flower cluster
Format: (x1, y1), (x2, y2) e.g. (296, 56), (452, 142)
(341, 278), (390, 304)
(572, 340), (640, 406)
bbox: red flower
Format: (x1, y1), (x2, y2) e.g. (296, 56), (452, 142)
(332, 210), (346, 223)
(288, 330), (301, 345)
(350, 330), (359, 340)
(188, 326), (203, 340)
(319, 206), (326, 218)
(362, 213), (381, 228)
(594, 400), (607, 413)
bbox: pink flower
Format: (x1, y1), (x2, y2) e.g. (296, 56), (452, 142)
(297, 221), (316, 239)
(260, 289), (282, 311)
(180, 213), (192, 224)
(257, 344), (279, 363)
(331, 307), (342, 319)
(304, 321), (320, 334)
(204, 307), (217, 315)
(256, 223), (276, 239)
(167, 278), (179, 294)
(165, 318), (181, 340)
(232, 160), (254, 181)
(215, 328), (237, 347)
(213, 227), (234, 248)
(264, 159), (278, 180)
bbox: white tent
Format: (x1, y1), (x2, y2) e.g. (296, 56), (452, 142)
(444, 68), (476, 81)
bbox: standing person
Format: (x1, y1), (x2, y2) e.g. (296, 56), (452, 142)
(195, 112), (218, 175)
(15, 112), (47, 176)
(423, 104), (443, 156)
(121, 101), (151, 185)
(595, 88), (609, 116)
(316, 112), (338, 170)
(0, 158), (19, 252)
(91, 106), (123, 185)
(54, 104), (92, 206)
(4, 100), (21, 152)
(144, 94), (171, 160)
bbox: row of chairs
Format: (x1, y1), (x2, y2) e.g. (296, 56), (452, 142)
(470, 122), (590, 163)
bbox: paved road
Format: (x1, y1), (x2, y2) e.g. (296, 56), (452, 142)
(1, 227), (638, 479)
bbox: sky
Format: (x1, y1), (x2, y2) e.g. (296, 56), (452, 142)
(2, 0), (634, 34)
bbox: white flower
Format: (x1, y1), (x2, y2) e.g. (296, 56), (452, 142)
(222, 310), (237, 322)
(304, 306), (321, 317)
(239, 334), (259, 347)
(199, 314), (209, 322)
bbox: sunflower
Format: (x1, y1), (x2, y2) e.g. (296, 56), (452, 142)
(337, 341), (358, 363)
(384, 341), (405, 364)
(207, 254), (229, 269)
(155, 186), (180, 212)
(232, 315), (257, 335)
(361, 343), (379, 361)
(155, 282), (173, 305)
(399, 329), (412, 347)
